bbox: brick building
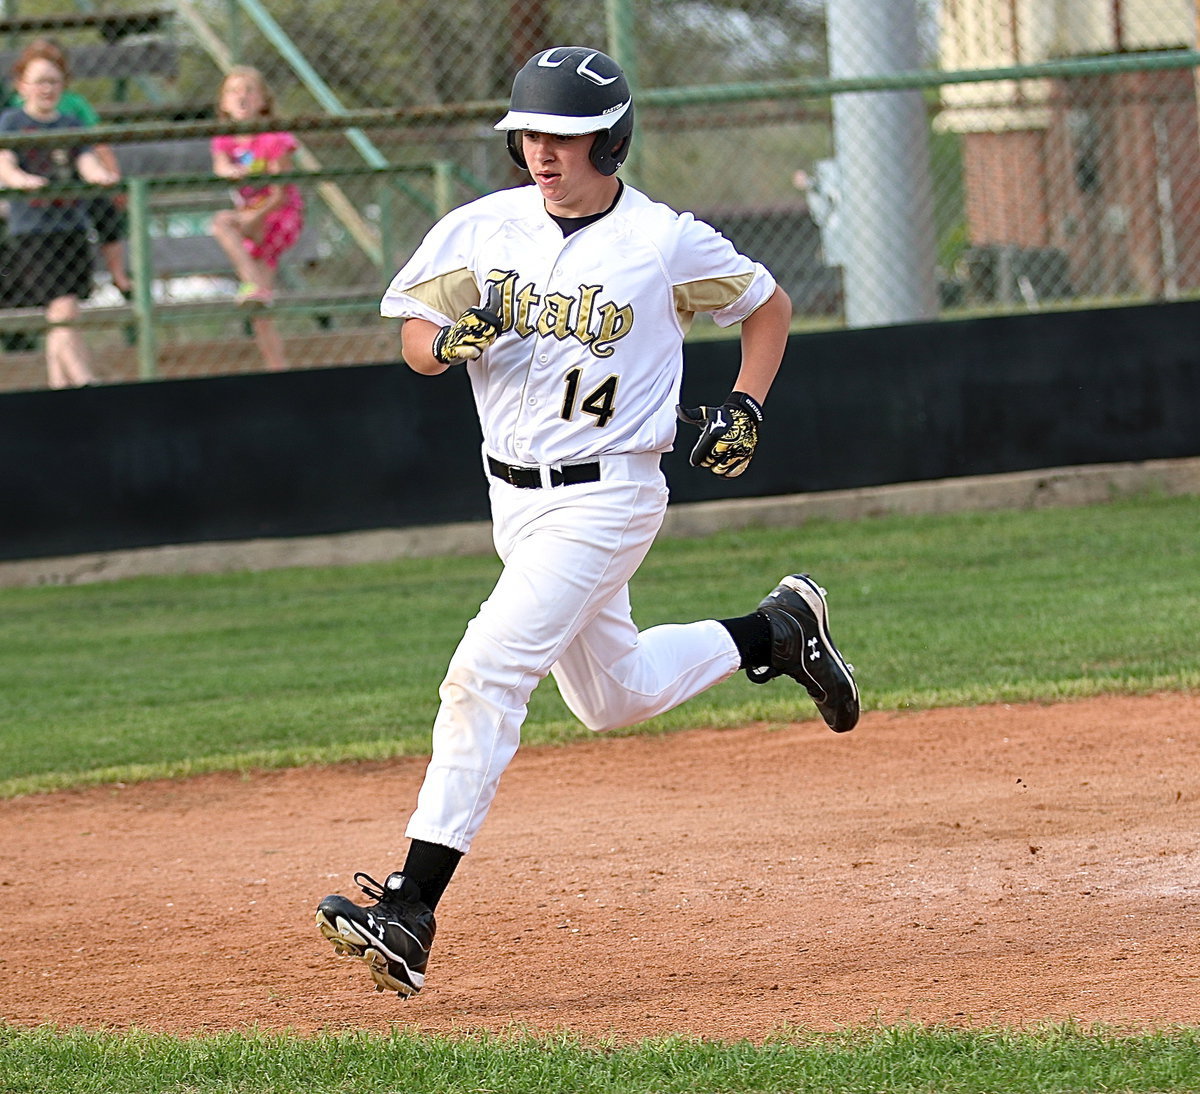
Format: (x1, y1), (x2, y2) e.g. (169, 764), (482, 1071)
(938, 0), (1200, 302)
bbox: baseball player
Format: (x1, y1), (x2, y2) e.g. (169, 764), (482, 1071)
(316, 45), (859, 998)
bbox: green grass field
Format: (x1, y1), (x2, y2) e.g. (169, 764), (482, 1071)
(2, 493), (1198, 1091)
(3, 1023), (1199, 1094)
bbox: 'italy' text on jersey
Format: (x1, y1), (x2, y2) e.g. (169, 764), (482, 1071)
(487, 269), (633, 359)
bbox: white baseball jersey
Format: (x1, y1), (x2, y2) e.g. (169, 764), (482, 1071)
(381, 182), (777, 468)
(385, 181), (775, 853)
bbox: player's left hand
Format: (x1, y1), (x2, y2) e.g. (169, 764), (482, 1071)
(676, 391), (763, 478)
(432, 283), (503, 364)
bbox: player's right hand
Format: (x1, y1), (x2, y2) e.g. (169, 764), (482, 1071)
(431, 283), (503, 364)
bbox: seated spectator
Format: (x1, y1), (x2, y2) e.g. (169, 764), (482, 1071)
(5, 37), (133, 299)
(210, 66), (305, 372)
(0, 40), (120, 387)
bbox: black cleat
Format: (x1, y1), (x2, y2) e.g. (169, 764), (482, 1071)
(748, 573), (860, 732)
(316, 872), (435, 997)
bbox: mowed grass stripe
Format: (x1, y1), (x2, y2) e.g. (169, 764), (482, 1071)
(0, 493), (1196, 795)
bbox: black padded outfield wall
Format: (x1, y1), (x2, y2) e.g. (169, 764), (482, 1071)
(0, 364), (487, 561)
(2, 300), (1199, 562)
(673, 298), (1200, 504)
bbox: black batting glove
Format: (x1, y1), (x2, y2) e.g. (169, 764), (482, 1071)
(431, 283), (503, 364)
(676, 390), (764, 478)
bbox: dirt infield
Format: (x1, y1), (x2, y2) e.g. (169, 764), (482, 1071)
(2, 693), (1197, 1042)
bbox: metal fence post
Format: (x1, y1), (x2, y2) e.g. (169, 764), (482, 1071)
(827, 0), (939, 327)
(377, 170), (396, 278)
(124, 176), (158, 380)
(433, 161), (456, 217)
(606, 0), (641, 188)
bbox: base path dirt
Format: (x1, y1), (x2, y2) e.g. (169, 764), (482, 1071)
(2, 693), (1197, 1042)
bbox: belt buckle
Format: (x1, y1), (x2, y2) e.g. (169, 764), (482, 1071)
(509, 461), (541, 489)
(491, 458), (524, 487)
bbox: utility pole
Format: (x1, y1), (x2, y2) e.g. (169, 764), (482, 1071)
(826, 0), (939, 327)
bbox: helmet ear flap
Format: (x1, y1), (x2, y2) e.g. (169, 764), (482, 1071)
(588, 130), (613, 175)
(588, 105), (634, 176)
(506, 130), (527, 170)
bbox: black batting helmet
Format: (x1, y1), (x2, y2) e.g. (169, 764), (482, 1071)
(494, 46), (633, 176)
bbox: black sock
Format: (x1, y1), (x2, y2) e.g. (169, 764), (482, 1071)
(718, 611), (772, 669)
(402, 839), (463, 910)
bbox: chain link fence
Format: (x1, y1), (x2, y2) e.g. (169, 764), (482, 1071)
(0, 0), (1197, 389)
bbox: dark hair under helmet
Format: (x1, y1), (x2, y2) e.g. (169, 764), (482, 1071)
(494, 46), (633, 176)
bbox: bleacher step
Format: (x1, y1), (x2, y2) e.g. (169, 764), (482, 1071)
(0, 8), (172, 38)
(0, 39), (178, 81)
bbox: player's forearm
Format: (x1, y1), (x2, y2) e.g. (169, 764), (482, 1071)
(400, 317), (454, 376)
(732, 285), (792, 403)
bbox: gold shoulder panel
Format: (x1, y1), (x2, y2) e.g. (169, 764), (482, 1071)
(405, 268), (481, 321)
(672, 273), (756, 321)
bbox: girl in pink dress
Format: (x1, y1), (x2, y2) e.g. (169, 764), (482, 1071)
(210, 66), (304, 371)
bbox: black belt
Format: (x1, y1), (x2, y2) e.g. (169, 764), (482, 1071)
(487, 456), (602, 489)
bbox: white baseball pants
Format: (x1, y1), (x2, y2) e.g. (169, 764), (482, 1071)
(405, 451), (741, 853)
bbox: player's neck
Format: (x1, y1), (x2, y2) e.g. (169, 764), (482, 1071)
(543, 175), (621, 219)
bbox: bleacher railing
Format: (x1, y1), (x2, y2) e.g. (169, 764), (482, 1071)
(0, 155), (483, 386)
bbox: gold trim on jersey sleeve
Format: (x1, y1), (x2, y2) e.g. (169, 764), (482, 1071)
(405, 268), (482, 322)
(672, 272), (757, 328)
